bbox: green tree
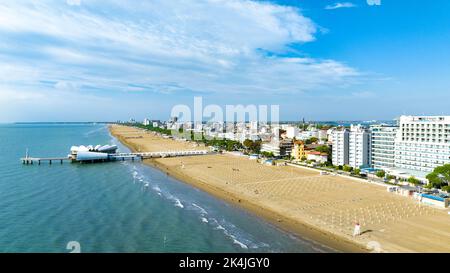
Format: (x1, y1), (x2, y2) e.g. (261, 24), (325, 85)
(243, 139), (253, 150)
(261, 151), (274, 158)
(250, 140), (262, 153)
(343, 165), (353, 173)
(376, 170), (386, 178)
(354, 169), (361, 176)
(387, 175), (396, 181)
(315, 145), (330, 154)
(426, 164), (450, 189)
(407, 176), (421, 186)
(442, 186), (450, 193)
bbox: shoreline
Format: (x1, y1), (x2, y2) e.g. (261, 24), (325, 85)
(110, 126), (366, 253)
(146, 159), (366, 253)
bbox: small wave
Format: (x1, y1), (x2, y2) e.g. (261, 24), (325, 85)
(232, 238), (248, 249)
(192, 203), (208, 215)
(174, 199), (184, 208)
(209, 218), (253, 250)
(201, 217), (209, 223)
(214, 224), (225, 231)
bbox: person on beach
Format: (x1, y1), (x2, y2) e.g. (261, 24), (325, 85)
(353, 222), (361, 237)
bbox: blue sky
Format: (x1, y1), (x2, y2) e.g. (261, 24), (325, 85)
(0, 0), (449, 122)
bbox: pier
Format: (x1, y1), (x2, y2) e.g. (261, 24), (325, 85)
(21, 157), (71, 165)
(21, 150), (210, 165)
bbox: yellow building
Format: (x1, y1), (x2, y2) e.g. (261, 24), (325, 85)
(292, 141), (307, 160)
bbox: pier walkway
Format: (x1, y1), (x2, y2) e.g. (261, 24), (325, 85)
(21, 150), (210, 165)
(21, 157), (71, 165)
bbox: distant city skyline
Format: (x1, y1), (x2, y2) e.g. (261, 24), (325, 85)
(1, 0), (450, 122)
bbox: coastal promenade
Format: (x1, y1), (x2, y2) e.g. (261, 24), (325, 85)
(110, 125), (450, 253)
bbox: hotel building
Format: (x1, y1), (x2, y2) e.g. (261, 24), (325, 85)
(393, 116), (450, 177)
(331, 129), (349, 167)
(348, 125), (371, 169)
(332, 125), (371, 169)
(371, 125), (398, 169)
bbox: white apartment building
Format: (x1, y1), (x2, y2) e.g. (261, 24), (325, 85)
(332, 125), (371, 169)
(331, 129), (349, 166)
(261, 140), (293, 157)
(348, 125), (371, 169)
(394, 116), (450, 175)
(318, 130), (328, 141)
(371, 125), (398, 169)
(285, 126), (299, 139)
(298, 130), (319, 140)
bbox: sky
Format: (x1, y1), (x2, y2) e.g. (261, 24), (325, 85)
(0, 0), (449, 122)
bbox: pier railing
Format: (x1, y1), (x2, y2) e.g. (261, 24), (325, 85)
(21, 150), (210, 165)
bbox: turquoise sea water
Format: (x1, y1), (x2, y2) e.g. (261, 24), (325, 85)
(0, 123), (335, 253)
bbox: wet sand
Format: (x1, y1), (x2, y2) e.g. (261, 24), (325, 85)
(110, 125), (450, 253)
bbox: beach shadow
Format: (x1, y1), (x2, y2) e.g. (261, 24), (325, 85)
(361, 230), (373, 235)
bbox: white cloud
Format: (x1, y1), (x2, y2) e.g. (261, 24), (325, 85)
(66, 0), (81, 6)
(325, 2), (356, 10)
(0, 0), (361, 106)
(54, 81), (79, 92)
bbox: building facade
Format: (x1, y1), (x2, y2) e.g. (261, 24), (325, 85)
(331, 129), (349, 166)
(394, 116), (450, 174)
(371, 125), (398, 169)
(332, 125), (371, 169)
(292, 141), (307, 161)
(306, 151), (328, 164)
(348, 125), (371, 169)
(261, 140), (293, 157)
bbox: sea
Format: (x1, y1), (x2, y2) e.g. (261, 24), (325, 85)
(0, 123), (336, 253)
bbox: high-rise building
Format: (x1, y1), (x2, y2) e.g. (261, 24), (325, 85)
(331, 129), (349, 167)
(394, 116), (450, 174)
(348, 125), (371, 169)
(370, 125), (398, 169)
(285, 126), (299, 139)
(332, 125), (371, 169)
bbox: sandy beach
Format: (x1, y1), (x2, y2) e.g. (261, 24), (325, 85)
(110, 125), (450, 253)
